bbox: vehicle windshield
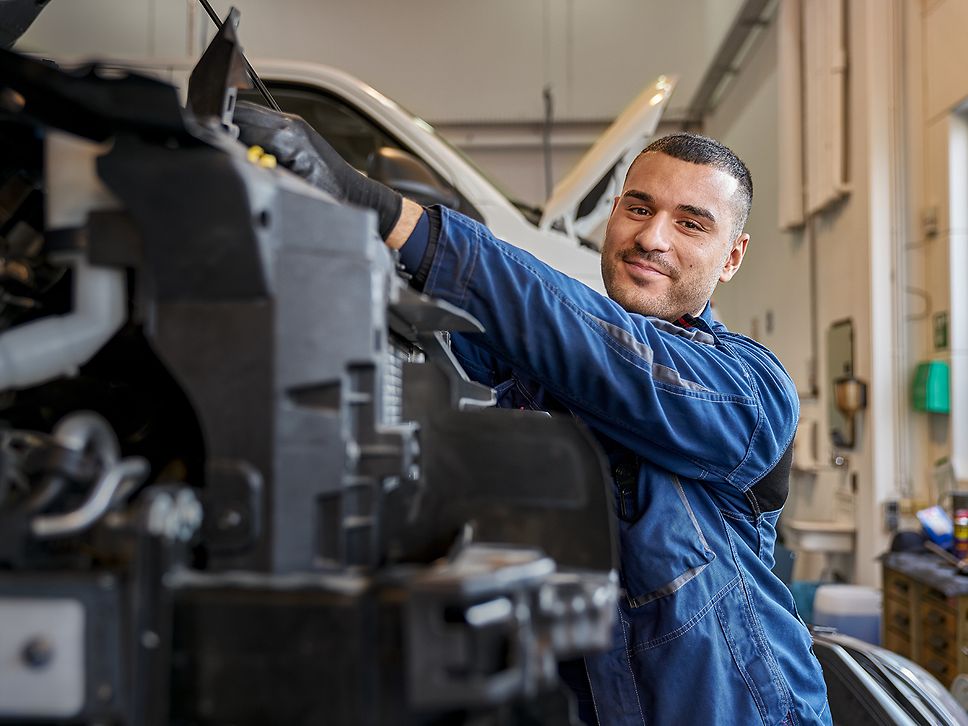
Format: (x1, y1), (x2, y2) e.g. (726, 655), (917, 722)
(357, 86), (547, 224)
(408, 115), (540, 216)
(239, 81), (494, 222)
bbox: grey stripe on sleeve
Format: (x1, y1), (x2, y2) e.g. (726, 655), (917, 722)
(590, 315), (714, 393)
(649, 318), (716, 346)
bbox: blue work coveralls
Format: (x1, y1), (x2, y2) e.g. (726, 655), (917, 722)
(417, 207), (832, 725)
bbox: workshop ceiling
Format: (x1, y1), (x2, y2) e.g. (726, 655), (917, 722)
(19, 0), (745, 124)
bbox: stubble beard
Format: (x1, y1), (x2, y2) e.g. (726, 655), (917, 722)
(601, 251), (715, 321)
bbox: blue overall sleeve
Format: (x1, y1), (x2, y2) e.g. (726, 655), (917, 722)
(405, 206), (798, 489)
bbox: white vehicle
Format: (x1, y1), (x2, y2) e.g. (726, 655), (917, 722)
(59, 55), (675, 293)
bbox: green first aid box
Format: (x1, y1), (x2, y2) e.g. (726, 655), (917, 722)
(912, 360), (950, 414)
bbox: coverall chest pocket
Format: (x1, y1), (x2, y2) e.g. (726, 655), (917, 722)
(618, 472), (716, 632)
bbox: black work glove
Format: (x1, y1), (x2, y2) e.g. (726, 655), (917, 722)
(234, 100), (402, 240)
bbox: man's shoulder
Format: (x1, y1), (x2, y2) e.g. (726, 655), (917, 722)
(709, 322), (798, 410)
(711, 322), (787, 369)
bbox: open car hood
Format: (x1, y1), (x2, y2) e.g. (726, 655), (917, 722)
(539, 75), (677, 245)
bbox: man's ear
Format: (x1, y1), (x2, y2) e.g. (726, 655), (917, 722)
(719, 233), (749, 283)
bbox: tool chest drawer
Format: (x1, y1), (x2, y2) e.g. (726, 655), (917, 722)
(884, 594), (912, 634)
(884, 569), (913, 601)
(882, 558), (968, 688)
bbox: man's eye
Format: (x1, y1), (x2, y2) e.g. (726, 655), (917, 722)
(679, 220), (702, 231)
(629, 206), (651, 216)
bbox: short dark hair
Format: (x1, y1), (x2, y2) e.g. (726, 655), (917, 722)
(633, 133), (753, 238)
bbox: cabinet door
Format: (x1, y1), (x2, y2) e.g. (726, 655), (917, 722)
(920, 600), (957, 663)
(882, 568), (916, 656)
(884, 568), (914, 601)
(958, 598), (968, 675)
(884, 595), (912, 635)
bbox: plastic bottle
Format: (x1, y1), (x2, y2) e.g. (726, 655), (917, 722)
(955, 508), (968, 560)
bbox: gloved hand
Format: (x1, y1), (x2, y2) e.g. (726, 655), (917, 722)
(234, 101), (402, 240)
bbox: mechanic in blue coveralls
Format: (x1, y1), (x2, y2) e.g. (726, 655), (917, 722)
(236, 102), (831, 726)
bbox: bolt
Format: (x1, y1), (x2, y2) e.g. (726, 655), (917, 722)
(96, 683), (113, 702)
(141, 631), (160, 649)
(218, 509), (242, 530)
(21, 637), (53, 668)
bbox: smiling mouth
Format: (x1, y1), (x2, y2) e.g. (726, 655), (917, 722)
(622, 257), (674, 280)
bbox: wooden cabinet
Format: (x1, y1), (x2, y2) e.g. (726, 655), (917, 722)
(882, 559), (968, 688)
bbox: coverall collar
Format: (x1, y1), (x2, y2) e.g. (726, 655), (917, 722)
(676, 301), (714, 330)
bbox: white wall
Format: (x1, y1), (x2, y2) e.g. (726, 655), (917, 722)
(703, 18), (813, 394)
(705, 1), (920, 587)
(914, 0), (968, 492)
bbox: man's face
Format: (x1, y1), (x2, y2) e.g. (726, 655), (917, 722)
(600, 151), (749, 320)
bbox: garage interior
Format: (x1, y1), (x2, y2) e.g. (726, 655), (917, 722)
(5, 0), (968, 723)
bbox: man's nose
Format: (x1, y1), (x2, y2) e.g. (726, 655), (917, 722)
(633, 215), (672, 253)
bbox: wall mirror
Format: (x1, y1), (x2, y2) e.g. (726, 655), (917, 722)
(827, 319), (854, 447)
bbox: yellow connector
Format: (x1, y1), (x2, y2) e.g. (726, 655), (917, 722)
(246, 145), (265, 164)
(258, 154), (277, 169)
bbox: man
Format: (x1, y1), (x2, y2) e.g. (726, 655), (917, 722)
(236, 102), (831, 725)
